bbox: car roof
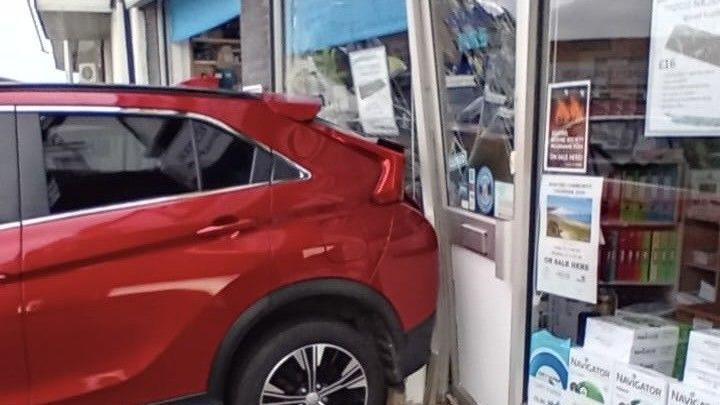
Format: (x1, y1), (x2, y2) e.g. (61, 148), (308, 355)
(0, 83), (260, 101)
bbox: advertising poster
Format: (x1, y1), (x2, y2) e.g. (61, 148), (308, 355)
(543, 81), (591, 173)
(646, 0), (720, 137)
(537, 175), (603, 304)
(349, 47), (399, 136)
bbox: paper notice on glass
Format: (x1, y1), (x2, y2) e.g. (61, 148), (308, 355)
(349, 47), (399, 136)
(537, 175), (603, 304)
(543, 81), (590, 173)
(646, 0), (720, 137)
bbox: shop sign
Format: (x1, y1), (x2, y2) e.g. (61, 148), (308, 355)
(543, 81), (591, 173)
(537, 175), (603, 304)
(348, 46), (399, 136)
(646, 0), (720, 137)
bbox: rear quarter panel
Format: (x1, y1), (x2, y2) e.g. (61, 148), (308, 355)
(267, 121), (395, 288)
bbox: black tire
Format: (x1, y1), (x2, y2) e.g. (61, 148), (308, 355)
(229, 319), (386, 405)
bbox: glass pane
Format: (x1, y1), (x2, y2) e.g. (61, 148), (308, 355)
(0, 113), (18, 224)
(272, 155), (302, 182)
(529, 0), (720, 401)
(282, 0), (422, 203)
(433, 0), (517, 219)
(191, 120), (270, 190)
(40, 114), (198, 215)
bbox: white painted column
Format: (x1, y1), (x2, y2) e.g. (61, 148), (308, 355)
(110, 0), (130, 83)
(130, 7), (149, 85)
(63, 40), (74, 83)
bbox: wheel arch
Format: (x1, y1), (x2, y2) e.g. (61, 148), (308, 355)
(207, 278), (406, 401)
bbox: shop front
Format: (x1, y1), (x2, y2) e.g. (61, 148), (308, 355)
(35, 0), (242, 87)
(36, 0), (720, 403)
(250, 0), (720, 404)
(526, 1), (720, 404)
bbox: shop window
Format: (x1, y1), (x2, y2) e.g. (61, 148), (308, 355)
(529, 0), (720, 403)
(282, 0), (422, 204)
(190, 18), (241, 89)
(432, 0), (517, 219)
(37, 113), (198, 217)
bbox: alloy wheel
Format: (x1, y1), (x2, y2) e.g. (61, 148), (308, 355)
(260, 343), (369, 405)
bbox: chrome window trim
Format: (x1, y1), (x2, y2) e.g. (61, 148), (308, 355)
(15, 105), (312, 181)
(21, 183), (269, 227)
(0, 221), (20, 231)
(0, 106), (14, 112)
(15, 105), (312, 226)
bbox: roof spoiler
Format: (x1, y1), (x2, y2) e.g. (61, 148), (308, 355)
(262, 93), (322, 122)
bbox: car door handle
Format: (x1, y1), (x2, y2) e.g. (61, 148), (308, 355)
(196, 217), (257, 237)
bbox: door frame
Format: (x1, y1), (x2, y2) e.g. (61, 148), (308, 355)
(406, 0), (541, 403)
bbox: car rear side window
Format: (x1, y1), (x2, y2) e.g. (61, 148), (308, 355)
(0, 112), (19, 225)
(191, 119), (272, 189)
(272, 155), (305, 182)
(39, 113), (199, 215)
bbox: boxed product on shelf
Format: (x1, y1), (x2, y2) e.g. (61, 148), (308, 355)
(603, 173), (622, 221)
(609, 230), (657, 283)
(584, 314), (679, 374)
(548, 295), (598, 345)
(687, 169), (720, 222)
(683, 365), (720, 394)
(565, 346), (614, 404)
(611, 362), (671, 405)
(650, 230), (679, 284)
(612, 165), (679, 223)
(672, 323), (692, 380)
(527, 330), (572, 405)
(621, 169), (640, 222)
(600, 230), (619, 282)
(659, 166), (679, 222)
(633, 358), (676, 377)
(668, 381), (720, 405)
(685, 329), (720, 375)
(683, 329), (720, 392)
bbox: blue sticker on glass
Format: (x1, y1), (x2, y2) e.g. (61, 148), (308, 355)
(475, 166), (494, 215)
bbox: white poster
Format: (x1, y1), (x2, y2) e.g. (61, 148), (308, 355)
(646, 0), (720, 137)
(537, 175), (603, 304)
(349, 47), (399, 136)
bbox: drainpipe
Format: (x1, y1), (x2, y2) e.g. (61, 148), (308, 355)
(63, 40), (73, 83)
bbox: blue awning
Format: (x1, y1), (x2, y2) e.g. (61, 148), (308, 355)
(286, 0), (408, 54)
(168, 0), (241, 42)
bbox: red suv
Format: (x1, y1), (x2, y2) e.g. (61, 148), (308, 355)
(0, 85), (437, 405)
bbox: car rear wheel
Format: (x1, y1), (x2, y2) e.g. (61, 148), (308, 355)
(229, 319), (386, 405)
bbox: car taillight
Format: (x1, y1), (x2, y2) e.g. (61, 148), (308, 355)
(310, 122), (405, 205)
(372, 153), (404, 204)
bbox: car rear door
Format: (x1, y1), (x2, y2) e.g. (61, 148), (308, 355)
(16, 108), (272, 404)
(0, 108), (29, 404)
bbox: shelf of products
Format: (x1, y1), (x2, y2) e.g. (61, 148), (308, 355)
(589, 114), (645, 121)
(189, 18), (241, 81)
(684, 261), (720, 274)
(677, 303), (720, 327)
(190, 38), (241, 45)
(601, 220), (677, 229)
(599, 281), (675, 287)
(598, 158), (683, 288)
(192, 60), (217, 66)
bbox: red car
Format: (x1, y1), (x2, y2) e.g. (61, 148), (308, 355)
(0, 84), (437, 405)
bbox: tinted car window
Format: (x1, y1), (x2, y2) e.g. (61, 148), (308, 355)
(191, 120), (272, 189)
(40, 113), (198, 215)
(272, 155), (305, 182)
(0, 113), (19, 224)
